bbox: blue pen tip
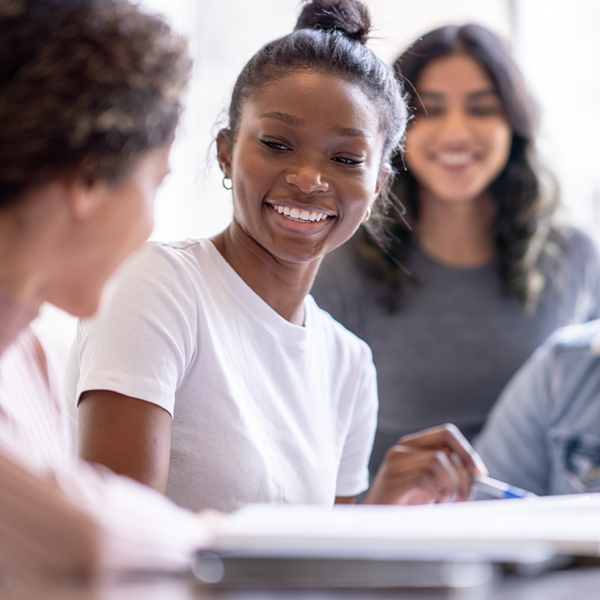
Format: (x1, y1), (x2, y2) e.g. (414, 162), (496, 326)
(504, 490), (522, 499)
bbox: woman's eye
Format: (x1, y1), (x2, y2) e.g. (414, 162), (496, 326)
(261, 139), (290, 151)
(333, 156), (363, 165)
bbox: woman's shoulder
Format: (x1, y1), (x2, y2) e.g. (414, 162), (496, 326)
(145, 238), (211, 266)
(548, 225), (600, 263)
(545, 318), (600, 355)
(94, 239), (217, 318)
(118, 238), (215, 283)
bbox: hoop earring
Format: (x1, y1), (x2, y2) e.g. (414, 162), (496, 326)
(362, 206), (372, 222)
(222, 176), (232, 191)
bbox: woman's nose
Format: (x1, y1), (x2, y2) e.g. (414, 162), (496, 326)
(284, 163), (330, 195)
(438, 108), (471, 141)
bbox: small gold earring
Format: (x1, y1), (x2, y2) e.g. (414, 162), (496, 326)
(222, 176), (232, 191)
(362, 206), (372, 222)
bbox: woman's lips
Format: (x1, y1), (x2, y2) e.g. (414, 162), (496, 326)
(269, 203), (334, 223)
(435, 151), (476, 167)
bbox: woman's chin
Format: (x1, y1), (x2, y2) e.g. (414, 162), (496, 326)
(50, 288), (105, 319)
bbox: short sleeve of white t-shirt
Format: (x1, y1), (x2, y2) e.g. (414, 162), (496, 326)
(65, 239), (377, 512)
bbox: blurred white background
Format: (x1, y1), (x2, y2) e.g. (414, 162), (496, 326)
(36, 0), (600, 379)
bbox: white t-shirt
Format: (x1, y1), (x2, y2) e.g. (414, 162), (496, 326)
(66, 239), (378, 513)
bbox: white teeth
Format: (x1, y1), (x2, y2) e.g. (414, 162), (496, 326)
(437, 152), (472, 166)
(272, 204), (329, 222)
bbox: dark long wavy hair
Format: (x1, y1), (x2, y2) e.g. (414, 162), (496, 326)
(357, 24), (559, 312)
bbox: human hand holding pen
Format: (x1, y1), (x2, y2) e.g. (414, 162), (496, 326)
(364, 423), (488, 506)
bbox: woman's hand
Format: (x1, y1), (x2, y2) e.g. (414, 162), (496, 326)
(364, 424), (488, 505)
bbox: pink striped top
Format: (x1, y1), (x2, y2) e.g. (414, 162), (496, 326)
(0, 287), (211, 579)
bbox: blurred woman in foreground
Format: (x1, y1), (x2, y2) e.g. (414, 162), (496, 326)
(0, 0), (213, 582)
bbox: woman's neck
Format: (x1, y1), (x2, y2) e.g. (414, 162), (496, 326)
(0, 283), (38, 357)
(0, 220), (45, 313)
(0, 191), (64, 313)
(416, 188), (497, 268)
(210, 221), (321, 326)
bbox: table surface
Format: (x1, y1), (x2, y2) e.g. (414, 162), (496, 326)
(4, 563), (600, 600)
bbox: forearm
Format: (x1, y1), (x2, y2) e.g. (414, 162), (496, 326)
(0, 451), (98, 580)
(0, 448), (211, 581)
(67, 460), (211, 573)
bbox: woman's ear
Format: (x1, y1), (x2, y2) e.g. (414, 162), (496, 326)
(216, 128), (233, 177)
(62, 180), (103, 221)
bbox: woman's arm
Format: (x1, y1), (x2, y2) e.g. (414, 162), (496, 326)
(0, 449), (98, 579)
(78, 390), (172, 492)
(0, 444), (212, 579)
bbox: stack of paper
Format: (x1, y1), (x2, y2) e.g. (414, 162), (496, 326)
(210, 494), (600, 562)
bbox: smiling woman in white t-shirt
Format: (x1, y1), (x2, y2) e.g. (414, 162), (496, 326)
(69, 0), (487, 512)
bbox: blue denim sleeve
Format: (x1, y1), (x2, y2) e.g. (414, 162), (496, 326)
(475, 340), (556, 496)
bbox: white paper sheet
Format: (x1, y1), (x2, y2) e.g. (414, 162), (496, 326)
(211, 494), (600, 561)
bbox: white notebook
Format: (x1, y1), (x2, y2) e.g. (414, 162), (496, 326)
(210, 493), (600, 562)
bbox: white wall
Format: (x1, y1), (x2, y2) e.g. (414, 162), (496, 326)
(512, 0), (600, 233)
(38, 0), (512, 373)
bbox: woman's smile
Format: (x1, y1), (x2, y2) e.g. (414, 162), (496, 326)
(269, 203), (333, 223)
(265, 200), (335, 235)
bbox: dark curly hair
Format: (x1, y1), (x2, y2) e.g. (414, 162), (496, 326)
(0, 0), (192, 208)
(358, 24), (559, 312)
(223, 0), (407, 191)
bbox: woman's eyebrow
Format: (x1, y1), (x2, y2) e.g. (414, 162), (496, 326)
(259, 111), (370, 139)
(417, 89), (499, 102)
(418, 91), (444, 101)
(333, 126), (371, 139)
(259, 111), (303, 126)
(467, 89), (499, 101)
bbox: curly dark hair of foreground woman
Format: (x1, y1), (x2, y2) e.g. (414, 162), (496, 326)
(359, 24), (559, 312)
(0, 0), (192, 208)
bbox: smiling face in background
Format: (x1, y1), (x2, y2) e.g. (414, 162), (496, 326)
(405, 53), (512, 206)
(218, 69), (385, 265)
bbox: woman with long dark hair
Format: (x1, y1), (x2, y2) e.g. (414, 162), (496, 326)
(312, 24), (600, 474)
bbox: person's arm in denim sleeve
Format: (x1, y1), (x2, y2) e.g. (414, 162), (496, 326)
(475, 339), (557, 496)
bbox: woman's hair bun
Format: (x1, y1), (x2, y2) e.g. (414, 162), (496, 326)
(294, 0), (371, 45)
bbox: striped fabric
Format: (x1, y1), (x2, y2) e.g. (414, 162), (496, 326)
(0, 289), (211, 579)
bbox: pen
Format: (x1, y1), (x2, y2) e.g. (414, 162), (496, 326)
(472, 475), (537, 499)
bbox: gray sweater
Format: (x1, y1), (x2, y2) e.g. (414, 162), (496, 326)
(311, 227), (600, 475)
